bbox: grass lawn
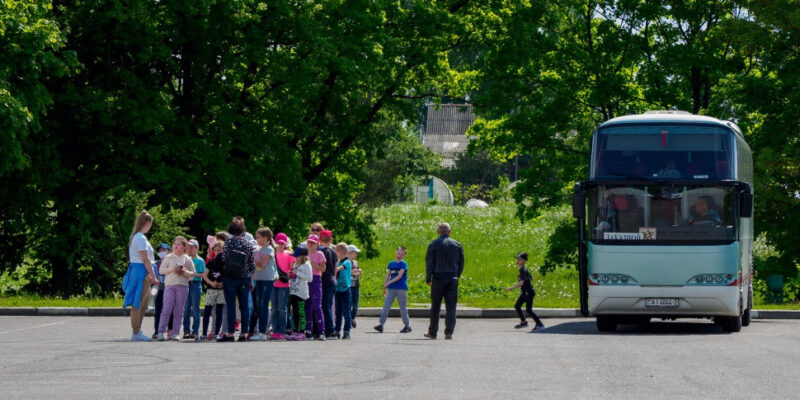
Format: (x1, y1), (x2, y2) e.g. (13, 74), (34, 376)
(2, 204), (798, 310)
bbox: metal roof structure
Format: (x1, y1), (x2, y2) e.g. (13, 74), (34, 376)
(422, 103), (475, 168)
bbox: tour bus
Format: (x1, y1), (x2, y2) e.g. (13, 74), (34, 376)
(572, 111), (754, 332)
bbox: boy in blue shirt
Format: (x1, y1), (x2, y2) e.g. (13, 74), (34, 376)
(333, 243), (353, 340)
(374, 246), (412, 333)
(504, 253), (544, 331)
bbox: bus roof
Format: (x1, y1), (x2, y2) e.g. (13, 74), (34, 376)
(599, 112), (741, 135)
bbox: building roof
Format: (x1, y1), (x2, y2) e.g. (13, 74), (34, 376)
(422, 104), (475, 168)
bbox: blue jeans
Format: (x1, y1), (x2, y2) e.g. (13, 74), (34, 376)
(182, 281), (202, 334)
(334, 290), (352, 333)
(249, 280), (273, 334)
(271, 287), (290, 335)
(322, 283), (336, 335)
(350, 286), (359, 321)
(222, 276), (251, 336)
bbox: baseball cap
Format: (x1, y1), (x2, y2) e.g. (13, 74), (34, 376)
(291, 247), (308, 257)
(306, 234), (320, 243)
(319, 230), (332, 239)
(347, 245), (361, 253)
(188, 239), (199, 247)
(275, 233), (288, 244)
(516, 252), (528, 261)
(159, 243), (171, 250)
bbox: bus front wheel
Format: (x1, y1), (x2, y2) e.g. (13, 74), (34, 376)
(742, 287), (753, 327)
(596, 316), (617, 332)
(718, 314), (742, 332)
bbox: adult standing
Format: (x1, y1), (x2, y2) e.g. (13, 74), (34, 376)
(123, 211), (158, 341)
(319, 229), (339, 339)
(218, 218), (255, 342)
(424, 222), (464, 340)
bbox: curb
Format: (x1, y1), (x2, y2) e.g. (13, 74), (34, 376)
(1, 307), (799, 319)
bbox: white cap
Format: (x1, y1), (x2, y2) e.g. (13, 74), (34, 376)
(347, 244), (361, 253)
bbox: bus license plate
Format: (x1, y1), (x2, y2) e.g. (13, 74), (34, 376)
(645, 298), (679, 308)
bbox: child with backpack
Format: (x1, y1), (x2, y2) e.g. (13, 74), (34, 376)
(287, 247), (313, 341)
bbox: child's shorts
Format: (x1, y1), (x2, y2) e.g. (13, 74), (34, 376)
(205, 288), (225, 306)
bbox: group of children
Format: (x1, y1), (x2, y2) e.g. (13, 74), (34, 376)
(139, 222), (544, 342)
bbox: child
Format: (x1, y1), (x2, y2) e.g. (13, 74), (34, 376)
(270, 233), (292, 341)
(375, 246), (411, 333)
(504, 252), (545, 331)
(201, 241), (225, 340)
(249, 228), (276, 341)
(182, 239), (206, 339)
(152, 243), (171, 339)
(305, 234), (327, 340)
(333, 242), (353, 339)
(288, 247), (312, 341)
(155, 236), (197, 341)
(348, 245), (361, 328)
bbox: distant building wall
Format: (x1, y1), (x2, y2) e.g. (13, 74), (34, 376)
(422, 104), (475, 168)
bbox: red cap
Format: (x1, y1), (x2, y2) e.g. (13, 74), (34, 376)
(319, 230), (332, 239)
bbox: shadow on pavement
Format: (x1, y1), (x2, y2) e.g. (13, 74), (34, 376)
(534, 320), (735, 336)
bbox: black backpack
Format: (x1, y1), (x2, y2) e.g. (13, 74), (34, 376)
(223, 248), (247, 278)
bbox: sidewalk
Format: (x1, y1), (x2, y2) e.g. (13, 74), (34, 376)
(1, 307), (798, 319)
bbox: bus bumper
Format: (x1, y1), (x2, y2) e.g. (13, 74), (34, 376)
(589, 285), (741, 317)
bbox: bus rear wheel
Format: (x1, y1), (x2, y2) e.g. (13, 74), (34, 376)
(596, 316), (618, 332)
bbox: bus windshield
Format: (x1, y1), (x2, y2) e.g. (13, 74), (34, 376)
(589, 184), (738, 244)
(592, 124), (735, 180)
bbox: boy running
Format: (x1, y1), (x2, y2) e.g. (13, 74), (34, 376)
(504, 253), (545, 331)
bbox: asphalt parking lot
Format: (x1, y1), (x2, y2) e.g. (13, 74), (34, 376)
(1, 316), (798, 399)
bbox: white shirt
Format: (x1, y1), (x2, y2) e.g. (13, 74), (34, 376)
(129, 232), (155, 264)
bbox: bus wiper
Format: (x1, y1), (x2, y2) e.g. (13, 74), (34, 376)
(602, 173), (668, 184)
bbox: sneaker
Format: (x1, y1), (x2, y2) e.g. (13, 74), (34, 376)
(269, 333), (286, 341)
(155, 333), (166, 341)
(423, 333), (436, 340)
(151, 333), (158, 340)
(351, 320), (357, 328)
(314, 335), (326, 341)
(169, 335), (180, 341)
(235, 321), (240, 332)
(131, 332), (151, 342)
(183, 332), (192, 339)
(326, 334), (338, 340)
(342, 332), (351, 340)
(216, 335), (235, 342)
(531, 324), (545, 332)
(399, 326), (412, 333)
(237, 335), (248, 342)
(514, 321), (529, 329)
(374, 325), (384, 333)
(250, 333), (267, 341)
(445, 334), (453, 340)
(305, 331), (313, 339)
(292, 333), (306, 341)
(206, 333), (216, 340)
(198, 335), (206, 341)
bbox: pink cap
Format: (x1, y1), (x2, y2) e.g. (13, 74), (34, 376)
(306, 234), (320, 243)
(319, 230), (332, 239)
(275, 233), (288, 244)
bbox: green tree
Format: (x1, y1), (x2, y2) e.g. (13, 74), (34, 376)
(357, 119), (442, 206)
(1, 0), (477, 296)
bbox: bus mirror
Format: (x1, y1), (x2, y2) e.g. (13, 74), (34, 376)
(573, 191), (586, 219)
(740, 191), (753, 218)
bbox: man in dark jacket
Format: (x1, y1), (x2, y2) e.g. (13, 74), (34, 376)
(424, 222), (464, 340)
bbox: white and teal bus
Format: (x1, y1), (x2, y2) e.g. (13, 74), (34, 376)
(572, 111), (754, 332)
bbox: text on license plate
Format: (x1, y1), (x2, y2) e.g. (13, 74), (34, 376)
(644, 298), (680, 308)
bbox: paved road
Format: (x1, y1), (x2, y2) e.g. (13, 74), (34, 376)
(0, 316), (797, 399)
